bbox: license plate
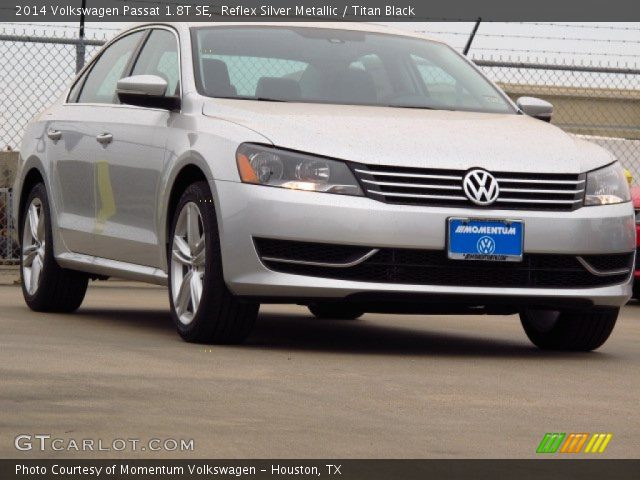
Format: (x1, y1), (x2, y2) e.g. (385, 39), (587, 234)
(448, 218), (524, 262)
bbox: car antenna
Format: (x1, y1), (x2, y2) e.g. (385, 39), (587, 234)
(463, 17), (482, 56)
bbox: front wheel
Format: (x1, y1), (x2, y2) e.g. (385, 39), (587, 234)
(168, 181), (258, 344)
(520, 308), (619, 351)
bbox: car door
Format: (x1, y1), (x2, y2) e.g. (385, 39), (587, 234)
(48, 30), (146, 256)
(90, 28), (181, 267)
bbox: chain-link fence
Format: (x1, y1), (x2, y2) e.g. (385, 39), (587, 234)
(476, 59), (640, 176)
(0, 188), (18, 263)
(0, 26), (639, 262)
(0, 28), (106, 151)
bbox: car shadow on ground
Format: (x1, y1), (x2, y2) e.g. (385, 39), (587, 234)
(72, 307), (617, 359)
(248, 312), (613, 359)
(76, 308), (174, 332)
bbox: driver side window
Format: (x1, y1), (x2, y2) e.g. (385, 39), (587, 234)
(131, 29), (180, 96)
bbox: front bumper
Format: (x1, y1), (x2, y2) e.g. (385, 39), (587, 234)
(215, 180), (636, 307)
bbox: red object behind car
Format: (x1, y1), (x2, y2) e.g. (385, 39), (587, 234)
(633, 186), (640, 299)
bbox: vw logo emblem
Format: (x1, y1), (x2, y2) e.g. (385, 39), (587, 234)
(477, 236), (496, 255)
(462, 169), (500, 205)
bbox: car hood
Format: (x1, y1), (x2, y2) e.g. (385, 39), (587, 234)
(202, 99), (613, 174)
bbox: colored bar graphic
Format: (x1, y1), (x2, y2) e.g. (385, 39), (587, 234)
(536, 433), (566, 453)
(560, 433), (589, 453)
(584, 433), (613, 454)
(539, 433), (613, 454)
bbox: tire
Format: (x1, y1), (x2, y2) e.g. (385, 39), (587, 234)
(20, 182), (88, 312)
(168, 181), (258, 344)
(308, 303), (364, 320)
(519, 308), (619, 351)
(633, 281), (640, 301)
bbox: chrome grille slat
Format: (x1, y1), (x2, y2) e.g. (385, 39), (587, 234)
(368, 190), (467, 201)
(354, 169), (462, 181)
(361, 179), (463, 190)
(500, 187), (584, 194)
(495, 198), (582, 204)
(353, 165), (585, 211)
(494, 178), (586, 185)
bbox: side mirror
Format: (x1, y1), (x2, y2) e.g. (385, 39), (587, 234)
(117, 75), (180, 110)
(516, 96), (553, 122)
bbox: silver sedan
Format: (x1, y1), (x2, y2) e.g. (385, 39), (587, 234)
(13, 22), (636, 350)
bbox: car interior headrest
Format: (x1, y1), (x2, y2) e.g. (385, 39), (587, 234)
(255, 77), (301, 101)
(330, 69), (377, 104)
(201, 58), (237, 97)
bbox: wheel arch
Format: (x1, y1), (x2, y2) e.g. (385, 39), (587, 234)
(163, 161), (214, 268)
(17, 165), (46, 237)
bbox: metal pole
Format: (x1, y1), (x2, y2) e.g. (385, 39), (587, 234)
(75, 0), (86, 73)
(463, 18), (481, 56)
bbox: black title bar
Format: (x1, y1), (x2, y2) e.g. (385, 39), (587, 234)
(2, 459), (640, 480)
(4, 0), (640, 22)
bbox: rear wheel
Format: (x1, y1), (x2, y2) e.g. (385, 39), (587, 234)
(168, 181), (258, 344)
(308, 303), (364, 320)
(20, 183), (88, 312)
(520, 308), (619, 351)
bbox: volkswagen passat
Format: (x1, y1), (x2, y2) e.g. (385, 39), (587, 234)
(14, 23), (636, 350)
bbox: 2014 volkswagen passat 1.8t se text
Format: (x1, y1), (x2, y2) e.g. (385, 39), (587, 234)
(14, 23), (636, 350)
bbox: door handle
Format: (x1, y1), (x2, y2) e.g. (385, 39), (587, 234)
(47, 129), (62, 142)
(96, 133), (113, 145)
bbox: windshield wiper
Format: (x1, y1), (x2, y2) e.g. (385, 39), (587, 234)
(214, 96), (289, 102)
(387, 104), (438, 110)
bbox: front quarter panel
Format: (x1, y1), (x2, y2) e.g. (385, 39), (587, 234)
(158, 96), (272, 270)
(12, 116), (54, 243)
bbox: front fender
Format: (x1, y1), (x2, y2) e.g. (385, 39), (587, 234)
(157, 151), (221, 271)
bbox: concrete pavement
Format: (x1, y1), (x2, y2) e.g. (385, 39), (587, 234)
(1, 283), (638, 458)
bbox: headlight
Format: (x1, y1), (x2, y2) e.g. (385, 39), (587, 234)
(236, 144), (363, 196)
(584, 162), (631, 206)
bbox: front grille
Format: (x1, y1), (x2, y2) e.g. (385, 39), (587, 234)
(256, 239), (633, 289)
(352, 164), (586, 211)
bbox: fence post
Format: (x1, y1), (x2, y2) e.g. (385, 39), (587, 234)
(75, 42), (85, 73)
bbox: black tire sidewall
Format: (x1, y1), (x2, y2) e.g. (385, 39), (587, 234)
(520, 308), (619, 351)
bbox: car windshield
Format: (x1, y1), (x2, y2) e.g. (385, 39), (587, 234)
(191, 26), (515, 114)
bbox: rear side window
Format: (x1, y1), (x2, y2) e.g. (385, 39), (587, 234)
(131, 29), (180, 96)
(77, 31), (145, 104)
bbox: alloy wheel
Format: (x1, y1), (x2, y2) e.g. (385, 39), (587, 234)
(170, 202), (206, 325)
(22, 198), (46, 295)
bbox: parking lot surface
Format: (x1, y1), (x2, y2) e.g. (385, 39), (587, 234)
(1, 282), (638, 458)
